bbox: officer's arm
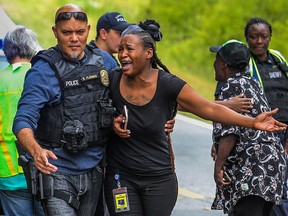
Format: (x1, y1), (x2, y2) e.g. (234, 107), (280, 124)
(16, 128), (58, 174)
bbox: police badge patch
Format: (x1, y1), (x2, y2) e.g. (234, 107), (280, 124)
(100, 70), (109, 87)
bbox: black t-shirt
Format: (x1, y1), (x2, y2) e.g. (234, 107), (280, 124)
(107, 69), (186, 176)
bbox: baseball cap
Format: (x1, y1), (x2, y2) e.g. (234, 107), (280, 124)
(210, 39), (250, 70)
(97, 12), (129, 32)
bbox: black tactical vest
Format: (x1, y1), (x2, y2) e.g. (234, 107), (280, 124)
(33, 46), (115, 153)
(255, 55), (288, 123)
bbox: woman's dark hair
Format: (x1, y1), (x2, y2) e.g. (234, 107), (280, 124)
(244, 17), (272, 38)
(136, 19), (170, 73)
(138, 19), (163, 42)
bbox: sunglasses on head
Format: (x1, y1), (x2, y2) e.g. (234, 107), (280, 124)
(55, 12), (88, 23)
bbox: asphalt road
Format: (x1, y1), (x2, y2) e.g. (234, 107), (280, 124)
(171, 114), (224, 216)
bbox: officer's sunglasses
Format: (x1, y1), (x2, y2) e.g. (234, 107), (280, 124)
(55, 12), (87, 23)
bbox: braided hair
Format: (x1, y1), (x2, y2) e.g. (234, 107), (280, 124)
(244, 17), (272, 38)
(138, 19), (171, 73)
(138, 19), (163, 42)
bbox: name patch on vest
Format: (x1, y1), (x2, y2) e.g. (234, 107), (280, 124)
(269, 71), (282, 79)
(64, 79), (80, 88)
(81, 74), (98, 82)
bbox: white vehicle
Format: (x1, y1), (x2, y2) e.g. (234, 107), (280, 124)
(0, 6), (15, 70)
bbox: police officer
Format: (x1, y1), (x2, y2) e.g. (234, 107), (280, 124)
(244, 17), (288, 216)
(13, 4), (118, 215)
(89, 12), (129, 66)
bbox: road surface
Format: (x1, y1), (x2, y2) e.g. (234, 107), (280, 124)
(171, 114), (224, 216)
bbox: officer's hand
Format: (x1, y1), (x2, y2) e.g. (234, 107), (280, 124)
(165, 118), (175, 135)
(33, 148), (58, 174)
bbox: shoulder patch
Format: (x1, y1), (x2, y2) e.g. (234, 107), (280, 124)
(100, 70), (109, 87)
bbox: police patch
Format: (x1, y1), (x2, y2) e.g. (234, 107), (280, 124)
(64, 79), (80, 88)
(100, 70), (109, 87)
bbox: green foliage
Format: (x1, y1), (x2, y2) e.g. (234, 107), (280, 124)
(1, 0), (288, 104)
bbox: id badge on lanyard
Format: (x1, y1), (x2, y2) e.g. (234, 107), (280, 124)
(113, 172), (130, 213)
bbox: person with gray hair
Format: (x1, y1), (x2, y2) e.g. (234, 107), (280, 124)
(3, 25), (40, 64)
(0, 25), (44, 216)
